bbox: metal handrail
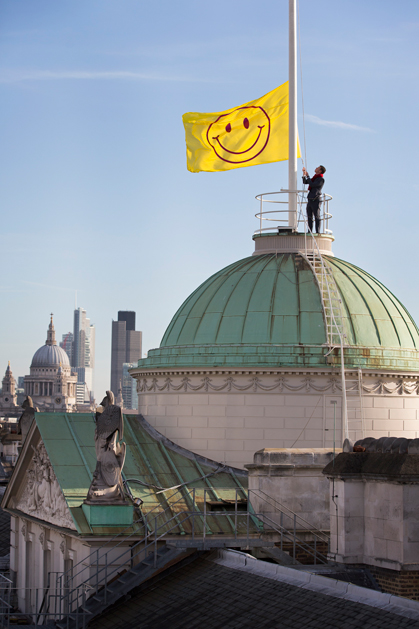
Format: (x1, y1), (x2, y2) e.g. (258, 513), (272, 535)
(54, 506), (327, 625)
(0, 582), (91, 629)
(0, 491), (330, 627)
(248, 489), (330, 545)
(55, 508), (257, 620)
(254, 512), (328, 564)
(56, 486), (262, 597)
(254, 190), (333, 236)
(56, 485), (209, 591)
(53, 487), (329, 616)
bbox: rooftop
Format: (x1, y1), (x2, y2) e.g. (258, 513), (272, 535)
(134, 245), (419, 372)
(88, 549), (419, 629)
(6, 412), (249, 537)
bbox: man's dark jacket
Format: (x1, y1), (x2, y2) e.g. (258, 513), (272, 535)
(302, 175), (325, 200)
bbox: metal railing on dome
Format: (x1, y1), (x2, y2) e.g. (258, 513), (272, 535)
(253, 188), (352, 441)
(254, 190), (333, 236)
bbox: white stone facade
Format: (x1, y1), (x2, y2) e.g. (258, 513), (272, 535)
(10, 516), (134, 616)
(11, 516), (86, 614)
(246, 449), (337, 532)
(327, 472), (419, 571)
(136, 369), (419, 469)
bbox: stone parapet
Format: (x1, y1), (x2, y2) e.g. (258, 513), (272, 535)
(246, 448), (338, 532)
(252, 232), (334, 257)
(249, 448), (339, 469)
(324, 452), (419, 571)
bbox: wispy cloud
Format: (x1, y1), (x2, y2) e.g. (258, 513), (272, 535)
(0, 286), (32, 294)
(305, 114), (375, 133)
(0, 69), (207, 84)
(22, 280), (76, 292)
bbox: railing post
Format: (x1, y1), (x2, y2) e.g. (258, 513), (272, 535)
(82, 586), (87, 629)
(314, 536), (317, 565)
(75, 587), (79, 629)
(280, 511), (283, 551)
(154, 517), (158, 569)
(104, 552), (108, 605)
(96, 549), (99, 595)
(234, 489), (238, 540)
(203, 490), (206, 549)
(246, 509), (250, 549)
(56, 574), (59, 621)
(7, 581), (11, 629)
(192, 488), (195, 543)
(260, 195), (263, 233)
(293, 514), (296, 563)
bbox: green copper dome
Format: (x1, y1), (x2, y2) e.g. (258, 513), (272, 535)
(137, 253), (419, 371)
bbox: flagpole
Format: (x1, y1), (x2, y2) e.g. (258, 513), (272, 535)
(288, 0), (298, 230)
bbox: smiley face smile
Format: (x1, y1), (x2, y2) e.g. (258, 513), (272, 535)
(212, 125), (265, 155)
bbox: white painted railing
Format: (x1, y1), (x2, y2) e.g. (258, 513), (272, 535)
(254, 190), (333, 236)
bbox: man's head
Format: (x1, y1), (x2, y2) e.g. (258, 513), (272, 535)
(315, 165), (326, 174)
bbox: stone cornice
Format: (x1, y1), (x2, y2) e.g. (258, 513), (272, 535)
(130, 367), (419, 379)
(133, 372), (419, 395)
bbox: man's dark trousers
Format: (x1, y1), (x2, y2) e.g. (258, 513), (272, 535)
(307, 198), (321, 233)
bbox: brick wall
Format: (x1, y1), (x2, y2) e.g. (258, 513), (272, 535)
(368, 565), (419, 601)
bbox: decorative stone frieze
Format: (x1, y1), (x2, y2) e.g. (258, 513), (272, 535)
(16, 441), (75, 530)
(136, 373), (419, 396)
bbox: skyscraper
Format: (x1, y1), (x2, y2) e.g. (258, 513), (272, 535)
(59, 332), (74, 365)
(70, 308), (95, 402)
(111, 311), (142, 409)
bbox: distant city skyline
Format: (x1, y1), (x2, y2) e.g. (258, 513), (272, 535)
(1, 1), (419, 399)
(2, 309), (143, 406)
(111, 311), (142, 409)
(60, 307), (95, 403)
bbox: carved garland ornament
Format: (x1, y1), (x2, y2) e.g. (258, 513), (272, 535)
(136, 376), (419, 396)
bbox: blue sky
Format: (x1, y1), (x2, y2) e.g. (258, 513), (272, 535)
(1, 0), (419, 399)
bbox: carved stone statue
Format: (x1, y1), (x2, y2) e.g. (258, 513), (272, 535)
(18, 396), (38, 440)
(85, 391), (127, 504)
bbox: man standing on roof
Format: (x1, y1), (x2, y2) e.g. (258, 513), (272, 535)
(302, 165), (326, 234)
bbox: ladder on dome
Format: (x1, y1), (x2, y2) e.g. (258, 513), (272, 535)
(344, 368), (365, 441)
(302, 239), (365, 442)
(304, 250), (344, 347)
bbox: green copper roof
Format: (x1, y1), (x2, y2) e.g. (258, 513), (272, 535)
(136, 253), (419, 372)
(26, 413), (247, 536)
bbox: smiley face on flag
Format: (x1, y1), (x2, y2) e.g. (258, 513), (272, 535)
(206, 106), (271, 164)
(182, 82), (298, 172)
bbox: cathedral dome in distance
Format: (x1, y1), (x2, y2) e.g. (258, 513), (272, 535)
(30, 315), (70, 368)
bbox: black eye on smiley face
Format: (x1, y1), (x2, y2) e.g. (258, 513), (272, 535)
(226, 118), (250, 133)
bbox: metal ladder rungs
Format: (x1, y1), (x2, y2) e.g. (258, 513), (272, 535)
(305, 246), (365, 442)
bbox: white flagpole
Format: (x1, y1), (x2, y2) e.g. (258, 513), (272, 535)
(288, 0), (298, 230)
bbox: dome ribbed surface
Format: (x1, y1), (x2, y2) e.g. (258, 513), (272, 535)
(162, 254), (325, 347)
(31, 344), (70, 368)
(137, 253), (419, 371)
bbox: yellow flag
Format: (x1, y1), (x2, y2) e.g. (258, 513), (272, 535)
(182, 81), (300, 173)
